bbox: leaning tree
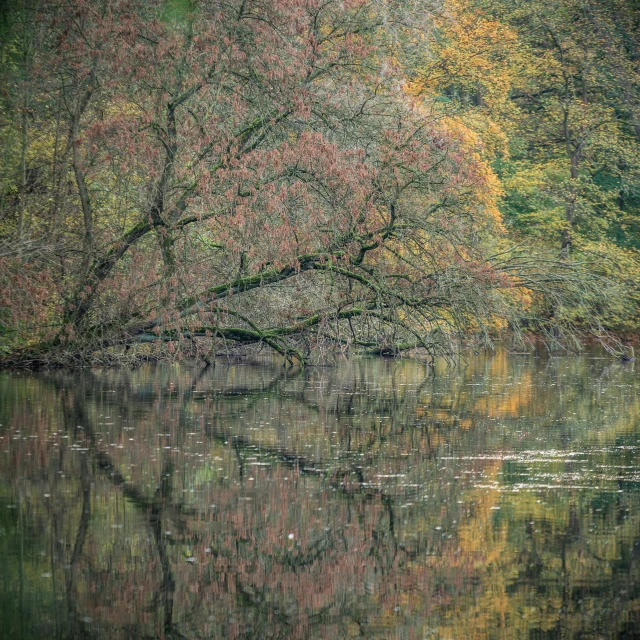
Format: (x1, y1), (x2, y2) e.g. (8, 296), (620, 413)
(0, 0), (575, 364)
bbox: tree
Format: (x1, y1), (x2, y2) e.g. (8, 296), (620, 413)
(0, 0), (533, 364)
(414, 0), (640, 338)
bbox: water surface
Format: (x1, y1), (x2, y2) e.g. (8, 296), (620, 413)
(1, 351), (640, 639)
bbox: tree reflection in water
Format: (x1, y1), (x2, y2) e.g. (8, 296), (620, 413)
(1, 352), (640, 639)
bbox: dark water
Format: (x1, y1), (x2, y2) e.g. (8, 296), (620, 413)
(1, 352), (640, 639)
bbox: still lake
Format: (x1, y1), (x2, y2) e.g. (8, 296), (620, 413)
(1, 351), (640, 639)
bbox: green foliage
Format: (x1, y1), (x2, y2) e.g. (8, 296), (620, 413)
(415, 0), (640, 336)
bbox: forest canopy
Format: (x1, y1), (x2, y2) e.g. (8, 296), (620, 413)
(0, 0), (639, 365)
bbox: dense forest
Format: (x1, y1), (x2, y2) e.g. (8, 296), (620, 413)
(1, 0), (639, 365)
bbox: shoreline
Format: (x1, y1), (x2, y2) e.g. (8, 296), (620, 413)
(1, 335), (636, 371)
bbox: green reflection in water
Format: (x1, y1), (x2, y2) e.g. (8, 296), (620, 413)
(1, 351), (640, 639)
